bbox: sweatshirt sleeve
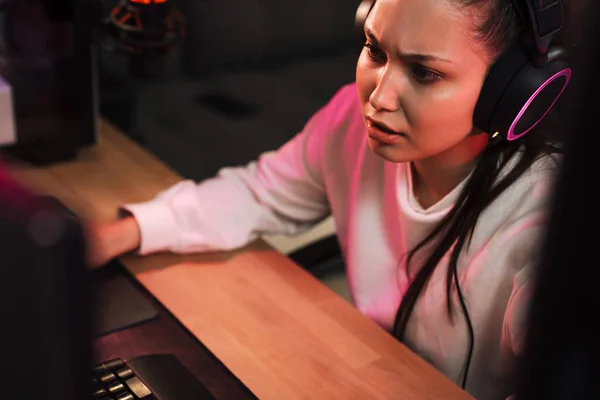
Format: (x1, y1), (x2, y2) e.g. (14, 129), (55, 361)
(502, 276), (534, 357)
(122, 84), (356, 255)
(499, 158), (559, 358)
(500, 276), (533, 400)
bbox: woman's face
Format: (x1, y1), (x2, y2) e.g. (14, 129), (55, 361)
(356, 0), (492, 163)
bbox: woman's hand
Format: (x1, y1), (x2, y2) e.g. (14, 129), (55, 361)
(84, 216), (142, 269)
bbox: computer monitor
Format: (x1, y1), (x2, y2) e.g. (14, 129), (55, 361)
(0, 0), (98, 164)
(0, 167), (93, 400)
(515, 1), (600, 398)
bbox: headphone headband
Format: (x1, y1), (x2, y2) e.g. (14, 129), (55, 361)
(515, 0), (564, 63)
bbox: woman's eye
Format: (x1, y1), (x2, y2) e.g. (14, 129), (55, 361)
(364, 43), (385, 62)
(412, 64), (442, 83)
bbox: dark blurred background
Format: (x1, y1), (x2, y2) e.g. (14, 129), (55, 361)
(97, 0), (362, 182)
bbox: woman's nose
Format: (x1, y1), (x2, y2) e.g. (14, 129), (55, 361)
(369, 67), (402, 112)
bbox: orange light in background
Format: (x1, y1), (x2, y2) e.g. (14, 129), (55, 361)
(129, 0), (168, 4)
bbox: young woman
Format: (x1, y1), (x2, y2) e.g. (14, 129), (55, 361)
(87, 0), (571, 398)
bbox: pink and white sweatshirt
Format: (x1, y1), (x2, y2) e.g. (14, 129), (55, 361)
(124, 83), (558, 400)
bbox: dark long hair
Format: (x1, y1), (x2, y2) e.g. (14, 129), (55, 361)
(392, 0), (566, 388)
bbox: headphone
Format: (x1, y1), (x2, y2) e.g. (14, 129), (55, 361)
(355, 0), (572, 144)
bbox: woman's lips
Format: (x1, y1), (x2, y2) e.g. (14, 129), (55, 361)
(366, 119), (406, 145)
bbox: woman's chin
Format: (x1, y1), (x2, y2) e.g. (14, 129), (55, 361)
(368, 138), (412, 163)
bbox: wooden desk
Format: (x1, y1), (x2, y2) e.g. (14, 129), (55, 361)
(7, 121), (473, 400)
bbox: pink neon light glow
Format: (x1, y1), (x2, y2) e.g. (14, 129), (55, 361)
(507, 68), (572, 141)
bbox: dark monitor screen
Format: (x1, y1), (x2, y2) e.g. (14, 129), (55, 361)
(0, 0), (97, 162)
(0, 167), (92, 400)
(515, 1), (600, 398)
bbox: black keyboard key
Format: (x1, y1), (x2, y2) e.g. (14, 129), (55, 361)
(93, 387), (108, 397)
(116, 393), (135, 400)
(93, 364), (107, 374)
(125, 376), (152, 398)
(98, 371), (118, 385)
(107, 382), (126, 394)
(116, 367), (135, 380)
(103, 358), (126, 370)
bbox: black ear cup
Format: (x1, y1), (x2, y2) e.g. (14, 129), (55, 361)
(474, 44), (572, 142)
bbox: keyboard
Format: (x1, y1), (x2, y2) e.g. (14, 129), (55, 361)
(93, 358), (148, 400)
(92, 354), (217, 400)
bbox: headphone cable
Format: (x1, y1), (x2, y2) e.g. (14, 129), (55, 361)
(453, 266), (475, 390)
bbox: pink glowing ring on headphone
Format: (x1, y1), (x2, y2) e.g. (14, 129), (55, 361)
(507, 68), (572, 141)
